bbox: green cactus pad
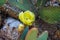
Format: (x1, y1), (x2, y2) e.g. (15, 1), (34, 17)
(20, 27), (29, 40)
(8, 0), (34, 11)
(37, 31), (48, 40)
(25, 28), (38, 40)
(0, 0), (6, 6)
(39, 7), (60, 24)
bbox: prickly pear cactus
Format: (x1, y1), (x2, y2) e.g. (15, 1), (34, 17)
(37, 31), (48, 40)
(8, 0), (34, 11)
(20, 27), (29, 40)
(39, 7), (60, 24)
(25, 28), (38, 40)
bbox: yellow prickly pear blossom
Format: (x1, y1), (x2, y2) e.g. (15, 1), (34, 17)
(19, 10), (35, 26)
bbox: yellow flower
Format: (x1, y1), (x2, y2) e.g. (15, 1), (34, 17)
(19, 10), (35, 26)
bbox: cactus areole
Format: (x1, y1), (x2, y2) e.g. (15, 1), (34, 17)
(39, 7), (60, 24)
